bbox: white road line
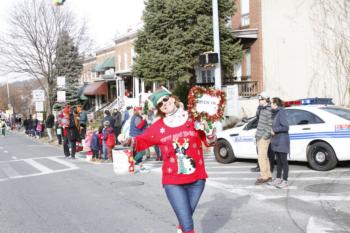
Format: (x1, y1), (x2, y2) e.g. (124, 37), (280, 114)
(0, 156), (63, 164)
(207, 169), (350, 175)
(0, 168), (79, 182)
(3, 150), (8, 153)
(209, 176), (350, 181)
(11, 156), (17, 160)
(48, 157), (78, 169)
(23, 159), (53, 173)
(306, 217), (336, 233)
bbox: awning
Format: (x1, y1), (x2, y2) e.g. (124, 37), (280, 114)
(93, 64), (104, 72)
(100, 56), (115, 70)
(77, 84), (89, 100)
(83, 81), (108, 96)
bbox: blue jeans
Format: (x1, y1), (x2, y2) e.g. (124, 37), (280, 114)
(164, 179), (206, 232)
(102, 141), (108, 160)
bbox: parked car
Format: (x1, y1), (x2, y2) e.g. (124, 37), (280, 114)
(214, 100), (350, 171)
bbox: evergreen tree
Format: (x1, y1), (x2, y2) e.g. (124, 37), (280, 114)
(133, 0), (242, 84)
(53, 31), (83, 107)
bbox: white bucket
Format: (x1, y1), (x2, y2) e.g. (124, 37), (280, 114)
(86, 153), (92, 161)
(112, 146), (131, 174)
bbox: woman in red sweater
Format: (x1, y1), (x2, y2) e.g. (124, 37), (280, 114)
(120, 88), (215, 233)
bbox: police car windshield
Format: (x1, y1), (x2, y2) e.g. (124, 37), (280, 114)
(321, 107), (350, 121)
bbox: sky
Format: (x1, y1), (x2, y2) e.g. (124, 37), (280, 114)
(0, 0), (145, 83)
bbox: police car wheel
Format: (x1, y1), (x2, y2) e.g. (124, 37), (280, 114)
(307, 142), (337, 171)
(214, 139), (236, 164)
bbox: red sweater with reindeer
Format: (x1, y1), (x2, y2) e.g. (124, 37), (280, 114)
(135, 110), (208, 185)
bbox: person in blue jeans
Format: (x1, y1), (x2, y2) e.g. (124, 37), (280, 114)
(164, 180), (205, 233)
(119, 89), (216, 233)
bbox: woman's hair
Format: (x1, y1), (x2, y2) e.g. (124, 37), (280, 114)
(156, 95), (181, 118)
(271, 97), (284, 107)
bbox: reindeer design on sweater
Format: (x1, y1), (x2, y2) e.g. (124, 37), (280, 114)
(172, 138), (196, 175)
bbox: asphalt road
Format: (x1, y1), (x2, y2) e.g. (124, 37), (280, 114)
(0, 132), (350, 233)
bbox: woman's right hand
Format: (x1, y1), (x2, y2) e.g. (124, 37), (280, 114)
(117, 133), (131, 146)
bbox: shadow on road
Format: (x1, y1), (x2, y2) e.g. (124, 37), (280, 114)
(199, 193), (250, 233)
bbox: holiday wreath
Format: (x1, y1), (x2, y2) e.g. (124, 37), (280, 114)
(188, 86), (226, 132)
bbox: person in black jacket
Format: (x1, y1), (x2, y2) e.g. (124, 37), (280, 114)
(63, 107), (80, 159)
(268, 97), (290, 189)
(100, 110), (115, 129)
(45, 113), (55, 141)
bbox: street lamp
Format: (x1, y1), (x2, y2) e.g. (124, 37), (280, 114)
(212, 0), (222, 90)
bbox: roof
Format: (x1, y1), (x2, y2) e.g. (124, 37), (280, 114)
(83, 81), (108, 96)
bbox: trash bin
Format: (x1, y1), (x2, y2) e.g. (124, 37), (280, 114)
(112, 146), (132, 174)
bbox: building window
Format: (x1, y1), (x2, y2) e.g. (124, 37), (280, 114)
(234, 63), (242, 81)
(245, 48), (251, 79)
(241, 0), (250, 27)
(199, 68), (214, 83)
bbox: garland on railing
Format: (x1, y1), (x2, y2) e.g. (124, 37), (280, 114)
(188, 86), (226, 128)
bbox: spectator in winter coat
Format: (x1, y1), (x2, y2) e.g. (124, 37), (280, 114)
(45, 113), (55, 141)
(255, 92), (273, 185)
(56, 111), (64, 145)
(62, 106), (80, 159)
(268, 97), (290, 189)
(100, 110), (115, 129)
(112, 108), (122, 144)
(129, 106), (148, 171)
(91, 130), (100, 161)
(102, 121), (114, 161)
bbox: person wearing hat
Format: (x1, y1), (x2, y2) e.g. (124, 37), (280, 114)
(254, 91), (273, 184)
(129, 106), (148, 171)
(102, 120), (115, 161)
(119, 87), (215, 233)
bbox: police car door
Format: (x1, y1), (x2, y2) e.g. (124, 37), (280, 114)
(233, 117), (258, 158)
(285, 109), (326, 161)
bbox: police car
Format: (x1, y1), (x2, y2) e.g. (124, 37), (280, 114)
(214, 98), (350, 171)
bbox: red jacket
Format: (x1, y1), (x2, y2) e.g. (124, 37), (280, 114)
(135, 118), (208, 185)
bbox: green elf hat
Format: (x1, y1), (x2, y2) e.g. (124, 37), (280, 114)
(149, 86), (171, 108)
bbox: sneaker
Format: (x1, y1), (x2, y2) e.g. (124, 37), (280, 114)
(139, 167), (150, 173)
(177, 225), (182, 233)
(267, 178), (282, 186)
(276, 180), (288, 189)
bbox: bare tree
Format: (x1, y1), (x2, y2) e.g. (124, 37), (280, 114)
(311, 0), (350, 105)
(0, 0), (91, 113)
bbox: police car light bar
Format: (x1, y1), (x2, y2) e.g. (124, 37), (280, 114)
(284, 98), (334, 107)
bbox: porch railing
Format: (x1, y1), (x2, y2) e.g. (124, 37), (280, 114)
(223, 78), (259, 97)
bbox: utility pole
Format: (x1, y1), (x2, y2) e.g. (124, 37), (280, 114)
(212, 0), (222, 90)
